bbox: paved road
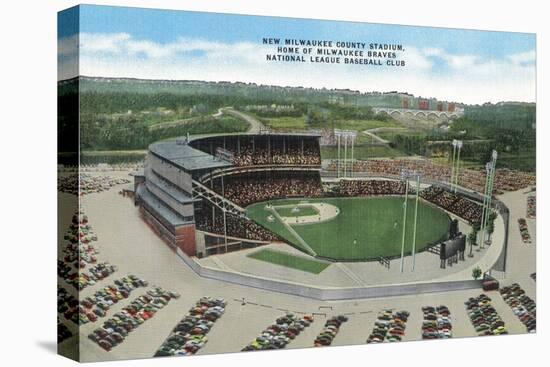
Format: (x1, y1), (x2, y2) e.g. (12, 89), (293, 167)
(361, 127), (408, 144)
(362, 130), (390, 144)
(222, 107), (266, 133)
(135, 106), (265, 134)
(149, 108), (225, 131)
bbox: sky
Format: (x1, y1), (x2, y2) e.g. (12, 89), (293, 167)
(58, 5), (536, 104)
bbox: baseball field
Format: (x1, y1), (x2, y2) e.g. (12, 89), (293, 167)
(246, 197), (450, 261)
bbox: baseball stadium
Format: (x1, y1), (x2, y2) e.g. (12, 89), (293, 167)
(132, 131), (507, 297)
(55, 6), (538, 362)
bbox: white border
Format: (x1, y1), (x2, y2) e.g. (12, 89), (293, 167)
(0, 1), (546, 367)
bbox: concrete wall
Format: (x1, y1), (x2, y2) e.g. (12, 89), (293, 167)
(175, 248), (483, 301)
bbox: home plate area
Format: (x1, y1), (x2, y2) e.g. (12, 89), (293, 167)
(270, 202), (340, 225)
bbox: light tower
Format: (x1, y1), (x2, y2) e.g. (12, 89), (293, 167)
(479, 162), (492, 250)
(399, 173), (409, 273)
(335, 129), (356, 179)
(343, 134), (348, 178)
(337, 133), (341, 178)
(220, 174), (228, 253)
(410, 172), (422, 271)
(454, 140), (463, 193)
(399, 169), (421, 273)
(480, 150), (498, 248)
(450, 139), (458, 191)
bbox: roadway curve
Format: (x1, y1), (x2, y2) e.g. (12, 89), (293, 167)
(221, 107), (266, 134)
(361, 127), (408, 144)
(149, 107), (265, 134)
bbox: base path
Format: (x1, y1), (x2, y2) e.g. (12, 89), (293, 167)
(275, 202), (340, 225)
(265, 205), (318, 257)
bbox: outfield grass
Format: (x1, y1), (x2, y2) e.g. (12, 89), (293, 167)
(246, 197), (450, 261)
(247, 248), (330, 274)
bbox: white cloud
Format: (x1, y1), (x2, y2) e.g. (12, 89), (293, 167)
(80, 33), (131, 54)
(444, 54), (479, 69)
(422, 47), (479, 69)
(78, 33), (269, 62)
(402, 47), (433, 70)
(423, 47), (443, 57)
(507, 50), (536, 65)
(57, 32), (536, 104)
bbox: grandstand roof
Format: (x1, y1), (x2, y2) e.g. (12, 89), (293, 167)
(150, 141), (232, 172)
(187, 132), (322, 142)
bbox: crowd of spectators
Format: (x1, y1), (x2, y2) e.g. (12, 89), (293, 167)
(198, 172), (322, 243)
(327, 158), (535, 194)
(215, 173), (322, 207)
(420, 186), (482, 224)
(339, 179), (408, 196)
(232, 146), (321, 166)
(196, 208), (280, 243)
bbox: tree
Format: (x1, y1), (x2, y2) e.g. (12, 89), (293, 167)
(467, 227), (478, 258)
(486, 212), (497, 244)
(472, 266), (482, 280)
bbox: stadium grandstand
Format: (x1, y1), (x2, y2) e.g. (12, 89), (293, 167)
(134, 132), (504, 261)
(134, 133), (324, 257)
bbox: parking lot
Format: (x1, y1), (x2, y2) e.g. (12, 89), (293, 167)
(57, 171), (536, 362)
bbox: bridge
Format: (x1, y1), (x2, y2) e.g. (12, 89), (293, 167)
(373, 107), (463, 119)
